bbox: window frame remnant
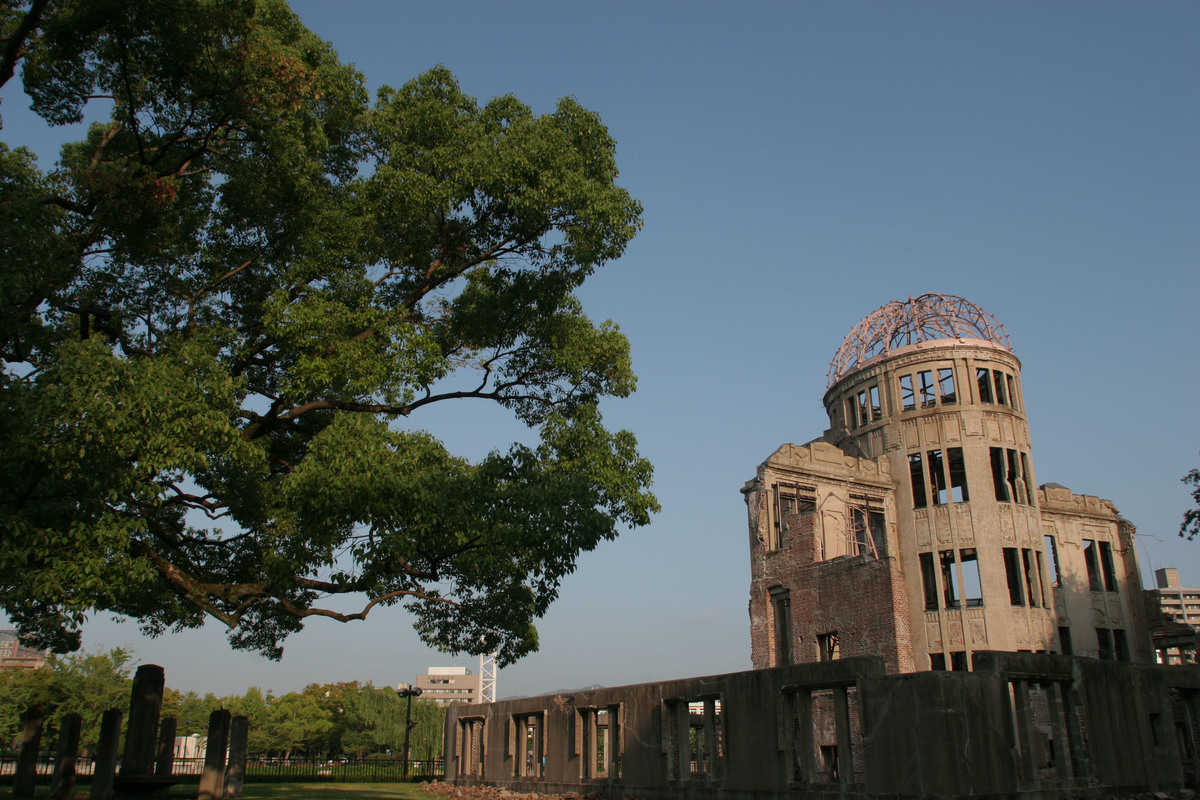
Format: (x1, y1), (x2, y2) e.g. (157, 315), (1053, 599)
(909, 453), (927, 509)
(1096, 628), (1114, 661)
(940, 549), (959, 609)
(1044, 535), (1061, 588)
(869, 385), (882, 420)
(976, 368), (993, 403)
(928, 449), (949, 505)
(990, 447), (1010, 502)
(993, 369), (1008, 405)
(937, 367), (957, 405)
(959, 548), (983, 607)
(900, 374), (916, 412)
(1083, 539), (1103, 592)
(818, 631), (840, 662)
(918, 370), (937, 408)
(1099, 541), (1119, 593)
(920, 552), (939, 610)
(511, 712), (545, 778)
(1004, 547), (1025, 606)
(771, 483), (815, 551)
(849, 496), (887, 558)
(1022, 548), (1043, 608)
(947, 447), (969, 502)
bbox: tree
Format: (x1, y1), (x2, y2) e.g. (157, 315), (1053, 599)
(1181, 461), (1200, 540)
(0, 0), (656, 663)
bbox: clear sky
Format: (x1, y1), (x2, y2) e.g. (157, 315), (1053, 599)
(2, 1), (1198, 699)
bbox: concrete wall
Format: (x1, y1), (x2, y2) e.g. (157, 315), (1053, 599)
(445, 655), (1200, 800)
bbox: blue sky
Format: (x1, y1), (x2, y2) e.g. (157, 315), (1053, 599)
(2, 1), (1198, 699)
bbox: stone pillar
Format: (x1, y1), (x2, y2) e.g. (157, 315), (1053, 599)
(153, 715), (178, 799)
(49, 712), (82, 799)
(12, 703), (45, 798)
(198, 709), (231, 800)
(90, 709), (123, 800)
(120, 664), (165, 778)
(223, 715), (248, 798)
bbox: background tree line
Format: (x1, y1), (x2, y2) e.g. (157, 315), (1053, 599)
(0, 648), (444, 762)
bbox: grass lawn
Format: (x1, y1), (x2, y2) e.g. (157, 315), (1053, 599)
(0, 783), (440, 800)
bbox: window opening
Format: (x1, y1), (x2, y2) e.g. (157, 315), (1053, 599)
(818, 632), (840, 661)
(928, 449), (949, 505)
(1006, 374), (1017, 410)
(930, 653), (946, 671)
(849, 503), (885, 559)
(1004, 548), (1025, 606)
(513, 713), (544, 778)
(1006, 449), (1025, 504)
(1044, 536), (1060, 587)
(918, 370), (936, 408)
(976, 368), (993, 403)
(990, 448), (1010, 502)
(993, 370), (1008, 405)
(857, 391), (868, 428)
(1113, 629), (1129, 662)
(950, 651), (969, 672)
(771, 588), (792, 667)
(1035, 551), (1049, 608)
(937, 367), (957, 404)
(920, 552), (938, 610)
(1096, 628), (1114, 661)
(869, 385), (882, 420)
(909, 453), (927, 509)
(772, 485), (814, 550)
(947, 447), (969, 502)
(1020, 452), (1035, 506)
(960, 549), (983, 606)
(1022, 548), (1042, 608)
(1058, 626), (1073, 656)
(844, 398), (856, 429)
(900, 374), (915, 411)
(1099, 541), (1119, 592)
(1083, 540), (1102, 592)
(940, 550), (959, 609)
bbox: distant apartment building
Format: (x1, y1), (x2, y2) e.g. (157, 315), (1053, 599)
(0, 630), (48, 670)
(415, 666), (480, 706)
(1147, 567), (1200, 664)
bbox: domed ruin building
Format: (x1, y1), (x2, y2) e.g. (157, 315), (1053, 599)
(745, 293), (1152, 673)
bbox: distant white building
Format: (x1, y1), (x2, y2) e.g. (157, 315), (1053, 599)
(413, 666), (480, 706)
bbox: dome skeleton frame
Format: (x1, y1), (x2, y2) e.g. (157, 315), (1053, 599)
(827, 293), (1011, 388)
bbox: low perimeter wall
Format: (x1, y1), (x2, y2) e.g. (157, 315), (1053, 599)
(444, 653), (1200, 800)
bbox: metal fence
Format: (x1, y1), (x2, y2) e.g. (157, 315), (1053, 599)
(0, 755), (444, 784)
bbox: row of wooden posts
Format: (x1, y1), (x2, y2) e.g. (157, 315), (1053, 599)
(12, 664), (249, 800)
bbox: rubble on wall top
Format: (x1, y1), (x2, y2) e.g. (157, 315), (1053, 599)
(828, 293), (1011, 387)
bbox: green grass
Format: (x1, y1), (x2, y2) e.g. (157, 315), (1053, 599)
(0, 782), (440, 800)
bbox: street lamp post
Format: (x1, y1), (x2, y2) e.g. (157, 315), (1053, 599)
(396, 686), (422, 780)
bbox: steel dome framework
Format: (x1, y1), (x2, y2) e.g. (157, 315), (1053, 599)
(827, 293), (1011, 387)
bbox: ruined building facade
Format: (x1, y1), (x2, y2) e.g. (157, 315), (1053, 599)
(746, 294), (1152, 673)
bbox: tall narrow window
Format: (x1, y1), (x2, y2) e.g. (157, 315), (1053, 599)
(1044, 535), (1061, 587)
(1058, 626), (1073, 655)
(1083, 539), (1102, 592)
(857, 391), (868, 428)
(940, 550), (959, 609)
(1006, 449), (1024, 504)
(920, 552), (939, 610)
(909, 453), (927, 509)
(900, 375), (915, 411)
(976, 368), (993, 403)
(1035, 551), (1049, 608)
(845, 398), (857, 429)
(1099, 541), (1119, 592)
(1096, 628), (1114, 661)
(1020, 453), (1036, 506)
(993, 370), (1008, 405)
(1113, 629), (1130, 662)
(927, 449), (948, 505)
(937, 367), (957, 404)
(1006, 374), (1017, 410)
(818, 632), (840, 661)
(947, 447), (969, 502)
(1022, 549), (1042, 608)
(960, 549), (983, 607)
(869, 385), (882, 420)
(771, 588), (792, 667)
(950, 652), (968, 672)
(990, 448), (1010, 501)
(1004, 547), (1025, 606)
(918, 370), (936, 408)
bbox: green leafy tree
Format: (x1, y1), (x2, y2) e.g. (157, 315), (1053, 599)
(0, 647), (133, 753)
(1181, 461), (1200, 540)
(264, 685), (335, 759)
(0, 0), (656, 662)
